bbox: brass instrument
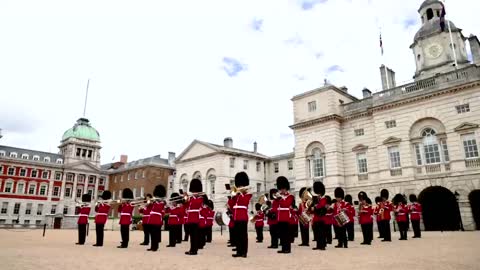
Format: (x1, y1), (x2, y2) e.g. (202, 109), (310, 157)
(299, 189), (313, 225)
(230, 186), (250, 196)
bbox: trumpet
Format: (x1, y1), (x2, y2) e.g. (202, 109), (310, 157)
(230, 186), (250, 196)
(169, 192), (206, 203)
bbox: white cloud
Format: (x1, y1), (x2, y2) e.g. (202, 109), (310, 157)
(0, 0), (479, 162)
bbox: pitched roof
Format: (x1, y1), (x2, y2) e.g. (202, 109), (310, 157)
(196, 140), (270, 159)
(106, 155), (174, 173)
(0, 145), (63, 163)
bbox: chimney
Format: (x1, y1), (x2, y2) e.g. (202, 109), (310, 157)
(253, 142), (258, 153)
(380, 65), (397, 90)
(362, 88), (372, 98)
(223, 137), (233, 148)
(339, 86), (348, 92)
(468, 34), (480, 64)
(168, 152), (176, 166)
(120, 155), (128, 163)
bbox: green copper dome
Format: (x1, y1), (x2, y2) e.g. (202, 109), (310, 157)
(62, 118), (100, 142)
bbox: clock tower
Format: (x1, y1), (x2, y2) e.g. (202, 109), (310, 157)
(411, 0), (470, 80)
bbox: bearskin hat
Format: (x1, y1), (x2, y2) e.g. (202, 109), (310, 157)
(344, 194), (353, 204)
(82, 193), (91, 203)
(392, 193), (406, 205)
(334, 187), (345, 200)
(234, 172), (250, 187)
(375, 196), (382, 204)
(170, 192), (179, 199)
(101, 190), (111, 200)
(313, 181), (325, 196)
(358, 191), (367, 201)
(146, 193), (153, 199)
(153, 185), (166, 198)
(202, 194), (209, 204)
(366, 197), (372, 205)
(269, 188), (278, 200)
(381, 189), (389, 200)
(207, 200), (214, 210)
(276, 176), (290, 190)
(189, 178), (203, 193)
(409, 194), (418, 203)
(255, 203), (261, 211)
(122, 188), (134, 199)
(299, 187), (307, 198)
(331, 198), (337, 204)
(266, 200), (272, 207)
(325, 195), (332, 204)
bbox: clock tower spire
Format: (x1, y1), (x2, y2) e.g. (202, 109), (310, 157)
(410, 0), (469, 80)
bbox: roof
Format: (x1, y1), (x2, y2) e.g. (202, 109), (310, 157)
(419, 0), (442, 12)
(291, 84), (359, 102)
(106, 155), (174, 173)
(0, 145), (63, 163)
(197, 140), (271, 159)
(62, 118), (100, 142)
(414, 18), (459, 41)
(270, 152), (295, 161)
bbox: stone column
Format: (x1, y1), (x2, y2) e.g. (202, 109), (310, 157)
(94, 175), (100, 200)
(60, 172), (67, 200)
(71, 173), (78, 200)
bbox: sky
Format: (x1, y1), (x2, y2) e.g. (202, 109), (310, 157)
(0, 0), (479, 164)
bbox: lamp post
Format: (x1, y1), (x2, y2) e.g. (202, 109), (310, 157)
(454, 191), (465, 231)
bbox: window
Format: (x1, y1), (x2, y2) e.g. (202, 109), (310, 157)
(44, 157), (50, 162)
(354, 129), (364, 136)
(65, 187), (72, 197)
(422, 128), (441, 164)
(25, 203), (32, 215)
(99, 178), (105, 185)
(128, 173), (131, 181)
(256, 183), (261, 193)
(256, 162), (261, 172)
(51, 205), (57, 214)
(274, 163), (279, 173)
(37, 204), (43, 215)
(414, 144), (422, 166)
(63, 206), (69, 215)
(230, 158), (235, 168)
(8, 167), (15, 176)
(140, 187), (144, 198)
(39, 185), (47, 196)
(16, 182), (25, 194)
(243, 160), (249, 170)
(55, 172), (62, 180)
(208, 175), (216, 195)
(78, 175), (85, 183)
(1, 202), (8, 214)
(53, 186), (60, 197)
(21, 154), (29, 159)
(0, 219), (5, 224)
(13, 203), (21, 214)
(357, 153), (368, 174)
(463, 134), (479, 159)
(66, 174), (74, 182)
(385, 120), (397, 129)
(114, 176), (117, 183)
(0, 166), (3, 174)
(56, 159), (63, 164)
(112, 192), (116, 200)
(31, 170), (38, 178)
(132, 188), (137, 198)
(308, 101), (317, 112)
(10, 152), (18, 158)
(456, 104), (470, 114)
(120, 175), (124, 182)
(28, 184), (36, 195)
(76, 189), (82, 198)
(89, 176), (95, 184)
(142, 170), (146, 178)
(20, 168), (26, 177)
(4, 182), (13, 193)
(288, 160), (293, 170)
(24, 220), (30, 225)
(0, 151), (5, 157)
(32, 155), (39, 161)
(36, 220), (42, 225)
(441, 139), (450, 162)
(388, 146), (401, 168)
(87, 189), (93, 196)
(312, 148), (325, 178)
(42, 171), (49, 179)
(87, 150), (93, 158)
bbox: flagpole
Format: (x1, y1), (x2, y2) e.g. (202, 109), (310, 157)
(443, 0), (458, 69)
(83, 79), (90, 117)
(380, 30), (390, 89)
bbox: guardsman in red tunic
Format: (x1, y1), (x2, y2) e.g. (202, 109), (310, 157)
(184, 178), (204, 255)
(266, 189), (279, 249)
(289, 204), (299, 244)
(198, 195), (209, 249)
(94, 191), (111, 247)
(333, 187), (349, 248)
(231, 172), (252, 258)
(380, 189), (393, 242)
(298, 187), (310, 247)
(271, 176), (294, 254)
(409, 194), (422, 238)
(393, 194), (409, 240)
(227, 195), (236, 247)
(117, 188), (134, 248)
(139, 194), (153, 246)
(148, 185), (166, 251)
(76, 194), (91, 245)
(253, 203), (265, 243)
(359, 196), (374, 245)
(344, 194), (356, 241)
(374, 196), (384, 239)
(166, 192), (184, 247)
(310, 182), (327, 250)
(324, 196), (334, 245)
(206, 200), (215, 243)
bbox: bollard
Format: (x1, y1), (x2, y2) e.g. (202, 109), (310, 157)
(43, 224), (46, 237)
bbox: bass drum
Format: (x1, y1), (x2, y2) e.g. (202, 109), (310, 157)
(215, 211), (230, 226)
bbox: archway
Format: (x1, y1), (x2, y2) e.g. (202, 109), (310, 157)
(418, 186), (460, 231)
(468, 190), (480, 230)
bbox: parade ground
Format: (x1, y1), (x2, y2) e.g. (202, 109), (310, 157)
(0, 230), (479, 270)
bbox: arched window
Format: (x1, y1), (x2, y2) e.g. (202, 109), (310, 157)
(311, 148), (325, 178)
(208, 174), (216, 195)
(422, 128), (441, 164)
(426, 8), (434, 20)
(180, 174), (188, 192)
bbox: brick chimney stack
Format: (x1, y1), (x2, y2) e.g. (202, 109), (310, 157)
(120, 155), (128, 164)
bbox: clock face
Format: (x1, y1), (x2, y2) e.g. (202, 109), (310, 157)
(426, 43), (443, 59)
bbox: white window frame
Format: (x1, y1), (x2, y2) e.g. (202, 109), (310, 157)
(31, 170), (38, 178)
(256, 162), (261, 172)
(39, 184), (48, 196)
(76, 188), (82, 198)
(37, 204), (44, 215)
(63, 206), (69, 215)
(388, 146), (401, 169)
(243, 160), (249, 170)
(288, 160), (293, 170)
(274, 162), (279, 173)
(140, 187), (144, 198)
(42, 171), (49, 179)
(13, 203), (21, 215)
(354, 129), (365, 136)
(56, 159), (63, 164)
(311, 148), (325, 178)
(7, 167), (15, 176)
(32, 155), (40, 161)
(88, 176), (95, 184)
(16, 181), (26, 194)
(44, 157), (51, 162)
(55, 172), (62, 181)
(21, 154), (29, 159)
(65, 187), (72, 197)
(385, 120), (397, 129)
(53, 186), (60, 197)
(99, 178), (105, 185)
(1, 202), (8, 214)
(462, 133), (479, 159)
(66, 174), (74, 182)
(230, 157), (235, 168)
(50, 205), (57, 214)
(25, 203), (32, 215)
(4, 180), (14, 193)
(356, 153), (368, 174)
(10, 152), (18, 158)
(19, 168), (27, 177)
(208, 174), (216, 195)
(0, 151), (5, 157)
(256, 183), (262, 193)
(308, 101), (317, 112)
(28, 183), (37, 195)
(455, 104), (470, 114)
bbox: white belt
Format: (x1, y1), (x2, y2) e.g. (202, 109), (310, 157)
(411, 212), (420, 214)
(188, 209), (200, 212)
(96, 213), (108, 216)
(169, 215), (178, 217)
(120, 213), (131, 216)
(151, 211), (162, 215)
(397, 213), (406, 215)
(233, 206), (247, 209)
(255, 220), (263, 222)
(143, 215), (150, 217)
(79, 214), (89, 217)
(207, 217), (214, 220)
(278, 208), (290, 211)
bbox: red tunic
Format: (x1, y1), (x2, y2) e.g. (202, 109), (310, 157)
(273, 193), (294, 223)
(206, 209), (215, 227)
(118, 203), (134, 225)
(298, 201), (310, 227)
(77, 206), (91, 225)
(185, 195), (203, 224)
(374, 204), (382, 222)
(345, 202), (356, 224)
(267, 200), (279, 225)
(139, 203), (152, 225)
(333, 200), (349, 227)
(199, 206), (208, 228)
(395, 203), (408, 223)
(359, 204), (373, 225)
(94, 203), (110, 224)
(232, 193), (252, 222)
(254, 211), (265, 228)
(166, 205), (184, 225)
(227, 197), (235, 228)
(409, 202), (422, 221)
(148, 201), (165, 225)
(312, 197), (327, 223)
(380, 201), (394, 221)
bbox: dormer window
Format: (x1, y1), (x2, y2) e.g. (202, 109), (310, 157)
(44, 157), (51, 162)
(0, 151), (5, 157)
(32, 155), (40, 161)
(21, 154), (29, 159)
(10, 152), (17, 158)
(56, 158), (63, 164)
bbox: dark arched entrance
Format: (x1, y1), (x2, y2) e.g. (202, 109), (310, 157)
(418, 186), (460, 231)
(468, 190), (480, 230)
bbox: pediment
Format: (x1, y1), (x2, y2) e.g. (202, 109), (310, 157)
(65, 161), (101, 173)
(176, 140), (219, 162)
(352, 144), (368, 152)
(454, 122), (479, 132)
(383, 136), (402, 145)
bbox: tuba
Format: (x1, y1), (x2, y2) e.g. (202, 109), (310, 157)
(298, 189), (313, 225)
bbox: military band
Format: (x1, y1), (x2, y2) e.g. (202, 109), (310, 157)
(94, 191), (111, 247)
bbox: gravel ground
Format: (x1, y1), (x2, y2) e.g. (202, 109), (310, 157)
(0, 229), (479, 270)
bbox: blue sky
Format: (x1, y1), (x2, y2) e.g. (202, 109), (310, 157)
(0, 0), (478, 163)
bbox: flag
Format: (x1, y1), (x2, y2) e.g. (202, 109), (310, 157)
(380, 33), (384, 56)
(440, 2), (446, 31)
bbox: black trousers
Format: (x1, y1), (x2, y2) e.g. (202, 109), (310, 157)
(169, 225), (181, 246)
(255, 226), (264, 242)
(380, 220), (391, 241)
(411, 220), (421, 238)
(229, 226), (235, 246)
(78, 224), (87, 244)
(377, 221), (384, 238)
(198, 227), (206, 249)
(300, 224), (309, 245)
(313, 221), (326, 249)
(289, 224), (298, 243)
(278, 222), (291, 252)
(142, 224), (150, 244)
(177, 224), (183, 243)
(234, 221), (248, 255)
(269, 224), (279, 247)
(361, 223), (373, 244)
(184, 224), (190, 241)
(120, 225), (130, 247)
(187, 223), (199, 253)
(398, 221), (408, 240)
(333, 225), (339, 240)
(336, 226), (347, 247)
(95, 224), (104, 246)
(150, 225), (161, 251)
(325, 224), (332, 244)
(346, 222), (354, 241)
(206, 227), (212, 243)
